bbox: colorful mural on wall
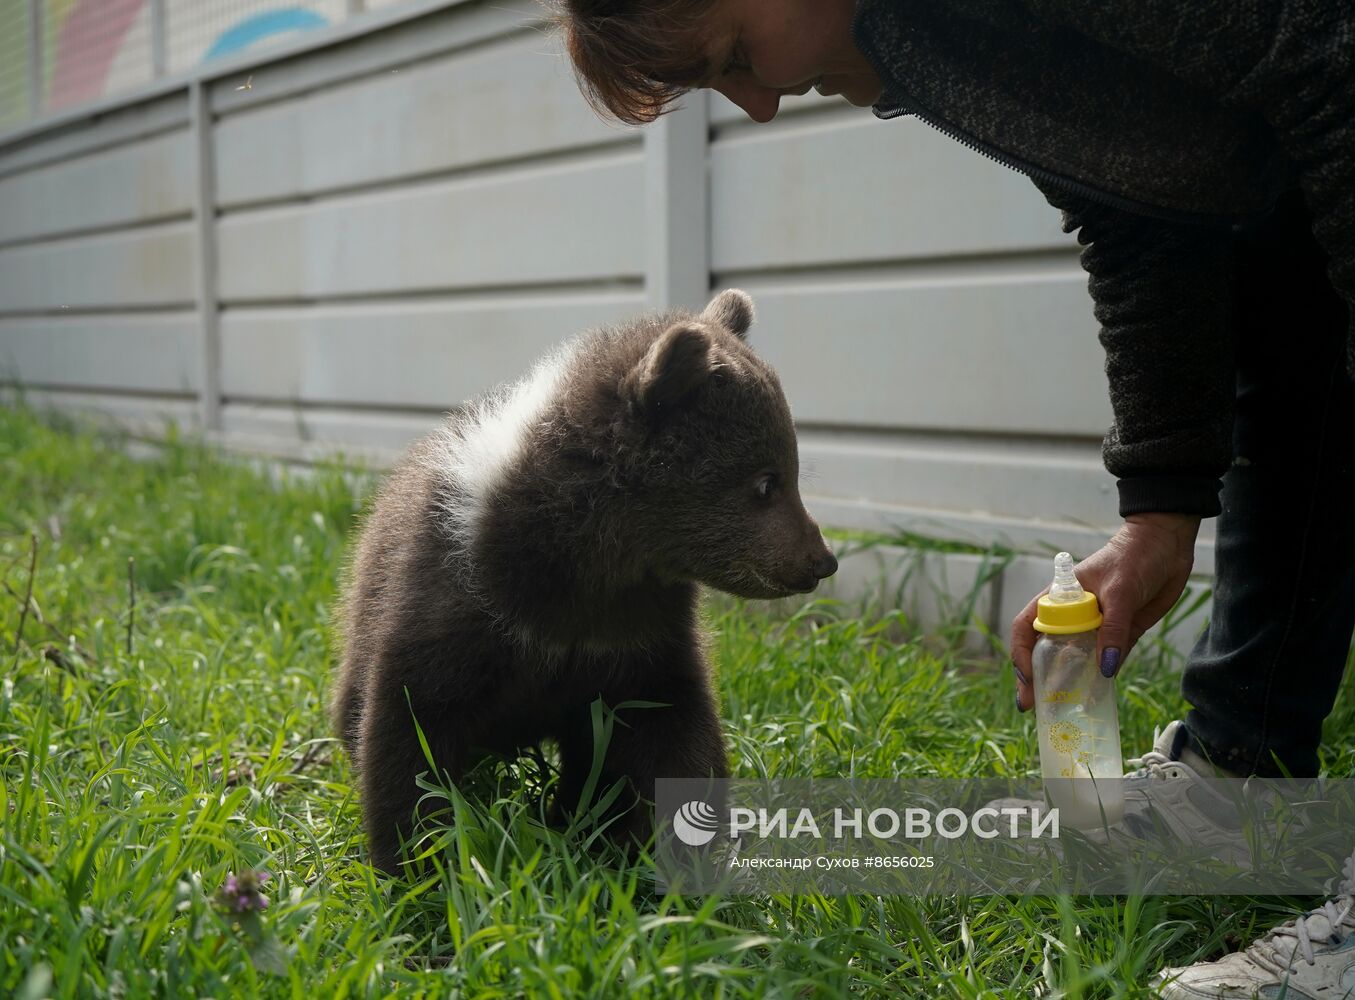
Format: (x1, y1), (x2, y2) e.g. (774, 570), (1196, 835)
(0, 0), (407, 131)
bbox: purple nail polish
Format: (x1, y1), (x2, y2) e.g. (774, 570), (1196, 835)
(1100, 647), (1121, 678)
(1015, 691), (1024, 712)
(1012, 662), (1028, 687)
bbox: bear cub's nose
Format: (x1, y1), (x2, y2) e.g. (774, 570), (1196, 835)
(812, 549), (839, 580)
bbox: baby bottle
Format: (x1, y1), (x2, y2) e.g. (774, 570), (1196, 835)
(1031, 552), (1124, 829)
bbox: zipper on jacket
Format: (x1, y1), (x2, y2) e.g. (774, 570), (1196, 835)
(874, 95), (1241, 229)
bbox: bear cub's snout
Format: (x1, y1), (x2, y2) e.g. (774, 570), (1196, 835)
(809, 546), (840, 587)
(331, 289), (835, 873)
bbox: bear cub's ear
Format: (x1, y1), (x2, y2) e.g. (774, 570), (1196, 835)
(623, 323), (712, 417)
(701, 288), (754, 340)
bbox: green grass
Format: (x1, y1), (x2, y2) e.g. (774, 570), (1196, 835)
(1, 403), (1352, 998)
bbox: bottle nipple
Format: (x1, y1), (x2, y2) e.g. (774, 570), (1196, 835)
(1034, 552), (1101, 632)
(1046, 552), (1085, 604)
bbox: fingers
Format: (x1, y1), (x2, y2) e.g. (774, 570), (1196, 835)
(1008, 514), (1200, 711)
(1092, 515), (1199, 674)
(1009, 592), (1041, 712)
(1093, 579), (1133, 679)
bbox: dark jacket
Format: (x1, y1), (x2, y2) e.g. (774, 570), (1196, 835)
(852, 0), (1354, 517)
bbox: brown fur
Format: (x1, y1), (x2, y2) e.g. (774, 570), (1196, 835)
(331, 290), (836, 872)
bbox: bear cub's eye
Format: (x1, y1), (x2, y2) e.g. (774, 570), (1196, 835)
(754, 473), (777, 501)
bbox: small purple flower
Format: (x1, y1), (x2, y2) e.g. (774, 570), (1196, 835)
(215, 870), (273, 915)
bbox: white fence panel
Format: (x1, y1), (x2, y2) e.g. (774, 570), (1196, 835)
(712, 114), (1071, 271)
(744, 273), (1107, 435)
(215, 156), (645, 302)
(0, 315), (199, 393)
(214, 33), (632, 208)
(220, 293), (646, 406)
(0, 226), (196, 310)
(0, 130), (193, 244)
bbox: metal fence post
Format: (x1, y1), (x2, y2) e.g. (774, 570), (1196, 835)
(644, 92), (710, 312)
(150, 0), (167, 78)
(26, 0), (42, 119)
(189, 80), (222, 432)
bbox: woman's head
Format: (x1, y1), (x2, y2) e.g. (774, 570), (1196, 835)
(554, 0), (883, 125)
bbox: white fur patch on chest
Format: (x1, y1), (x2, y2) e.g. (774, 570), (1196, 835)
(427, 341), (575, 557)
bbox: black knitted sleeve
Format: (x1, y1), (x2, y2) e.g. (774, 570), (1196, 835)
(1025, 0), (1355, 377)
(1033, 179), (1236, 517)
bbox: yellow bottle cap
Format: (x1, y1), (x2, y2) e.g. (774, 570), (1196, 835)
(1033, 591), (1102, 633)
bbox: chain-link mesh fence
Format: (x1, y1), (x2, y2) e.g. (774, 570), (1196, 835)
(0, 0), (405, 133)
(0, 0), (33, 131)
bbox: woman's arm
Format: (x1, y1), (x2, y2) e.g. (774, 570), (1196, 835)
(1035, 179), (1238, 518)
(1010, 182), (1235, 701)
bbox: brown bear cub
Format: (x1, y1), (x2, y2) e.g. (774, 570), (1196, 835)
(332, 289), (837, 872)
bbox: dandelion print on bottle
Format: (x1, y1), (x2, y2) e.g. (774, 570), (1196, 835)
(1047, 720), (1085, 777)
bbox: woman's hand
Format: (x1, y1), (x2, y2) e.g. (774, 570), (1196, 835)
(1009, 512), (1202, 711)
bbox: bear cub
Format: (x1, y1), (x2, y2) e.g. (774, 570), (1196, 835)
(332, 289), (837, 872)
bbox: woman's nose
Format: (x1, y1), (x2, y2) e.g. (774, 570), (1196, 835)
(713, 78), (781, 122)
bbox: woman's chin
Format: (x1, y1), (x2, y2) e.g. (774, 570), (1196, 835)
(844, 84), (884, 107)
(816, 76), (884, 106)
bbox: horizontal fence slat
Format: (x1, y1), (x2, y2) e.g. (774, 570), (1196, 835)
(216, 155), (645, 300)
(0, 93), (188, 179)
(0, 130), (193, 245)
(711, 116), (1073, 271)
(738, 273), (1111, 435)
(797, 429), (1117, 527)
(219, 401), (442, 465)
(0, 315), (200, 393)
(1, 387), (201, 431)
(214, 34), (631, 208)
(207, 0), (530, 118)
(220, 294), (647, 406)
(0, 225), (197, 311)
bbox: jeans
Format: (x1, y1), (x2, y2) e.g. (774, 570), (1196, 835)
(1182, 192), (1355, 778)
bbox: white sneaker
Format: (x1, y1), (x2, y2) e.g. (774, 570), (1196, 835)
(1153, 847), (1355, 998)
(1114, 720), (1256, 862)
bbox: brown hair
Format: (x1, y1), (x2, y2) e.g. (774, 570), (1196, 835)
(550, 0), (720, 125)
